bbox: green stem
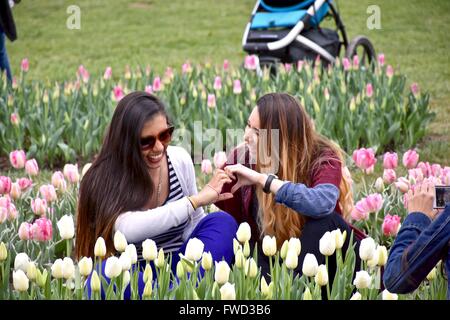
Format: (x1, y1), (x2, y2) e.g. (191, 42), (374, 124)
(325, 256), (331, 300)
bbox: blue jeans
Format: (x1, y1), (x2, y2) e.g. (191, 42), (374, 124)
(0, 25), (12, 81)
(383, 205), (450, 299)
(87, 211), (238, 299)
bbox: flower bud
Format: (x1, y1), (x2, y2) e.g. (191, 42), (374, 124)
(280, 240), (289, 260)
(303, 287), (312, 300)
(315, 264), (329, 286)
(201, 251), (213, 271)
(319, 231), (336, 256)
(57, 215), (75, 240)
(184, 237), (204, 261)
(104, 256), (122, 278)
(243, 240), (250, 258)
(214, 261), (230, 285)
(359, 237), (376, 261)
(0, 242), (7, 261)
(51, 259), (64, 279)
(235, 248), (245, 269)
(143, 280), (153, 298)
(353, 271), (371, 289)
(125, 244), (138, 264)
(236, 222), (251, 243)
(62, 257), (75, 280)
(245, 258), (258, 278)
(176, 261), (185, 279)
(13, 270), (29, 292)
(262, 235), (277, 257)
(142, 239), (157, 261)
(233, 238), (241, 255)
(350, 292), (362, 300)
(155, 248), (165, 268)
(143, 264), (153, 283)
(119, 252), (131, 271)
(374, 177), (384, 192)
(382, 289), (398, 300)
(302, 253), (319, 277)
(94, 237), (106, 258)
(285, 248), (298, 270)
(90, 270), (101, 292)
(288, 237), (301, 256)
(260, 276), (269, 297)
(113, 230), (128, 252)
(220, 282), (236, 300)
(26, 262), (37, 281)
(14, 252), (30, 272)
(78, 257), (93, 277)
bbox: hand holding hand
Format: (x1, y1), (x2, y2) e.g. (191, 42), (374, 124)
(224, 164), (266, 194)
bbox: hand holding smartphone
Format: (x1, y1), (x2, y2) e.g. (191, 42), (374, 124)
(434, 186), (450, 209)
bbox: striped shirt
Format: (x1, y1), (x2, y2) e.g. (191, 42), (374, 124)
(135, 154), (187, 262)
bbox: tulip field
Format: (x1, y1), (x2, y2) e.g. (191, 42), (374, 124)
(0, 57), (448, 300)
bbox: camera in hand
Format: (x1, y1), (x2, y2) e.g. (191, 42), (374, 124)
(434, 186), (450, 209)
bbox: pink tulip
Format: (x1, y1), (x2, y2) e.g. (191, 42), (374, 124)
(207, 94), (216, 108)
(366, 83), (373, 98)
(153, 77), (162, 91)
(402, 149), (419, 169)
(182, 62), (192, 74)
(431, 164), (442, 177)
(386, 65), (394, 78)
(284, 63), (292, 73)
(223, 59), (229, 71)
(78, 65), (90, 83)
(103, 67), (112, 80)
(383, 152), (398, 169)
(351, 200), (369, 221)
(31, 218), (53, 241)
(395, 177), (410, 193)
(25, 159), (39, 176)
(145, 85), (153, 94)
(410, 83), (419, 97)
(9, 182), (21, 200)
(213, 151), (227, 169)
(352, 55), (359, 69)
(382, 214), (401, 237)
(39, 185), (57, 203)
(352, 148), (377, 171)
(21, 58), (29, 72)
(213, 76), (222, 90)
(18, 222), (33, 240)
(408, 168), (424, 183)
(342, 58), (351, 71)
(0, 176), (12, 194)
(0, 207), (7, 223)
(63, 164), (80, 184)
(378, 53), (385, 66)
(7, 204), (17, 221)
(364, 193), (383, 213)
(233, 79), (242, 94)
(0, 195), (11, 210)
(113, 85), (124, 102)
(324, 87), (330, 101)
(244, 55), (258, 70)
(31, 198), (47, 216)
(165, 67), (174, 81)
(17, 178), (32, 190)
(297, 60), (304, 72)
(383, 169), (397, 184)
(417, 161), (431, 177)
(51, 171), (67, 191)
(9, 150), (26, 169)
(201, 159), (213, 175)
(364, 164), (375, 175)
(10, 113), (19, 125)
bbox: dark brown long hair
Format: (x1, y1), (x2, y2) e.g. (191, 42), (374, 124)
(254, 93), (349, 247)
(75, 91), (170, 259)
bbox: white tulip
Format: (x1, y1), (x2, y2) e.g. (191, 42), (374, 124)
(201, 251), (213, 271)
(113, 230), (128, 252)
(359, 237), (376, 261)
(315, 264), (329, 286)
(353, 270), (372, 289)
(288, 237), (301, 256)
(302, 253), (319, 277)
(51, 259), (64, 279)
(220, 282), (236, 300)
(245, 258), (258, 278)
(125, 244), (138, 264)
(319, 231), (336, 256)
(155, 248), (165, 268)
(382, 289), (398, 300)
(13, 270), (29, 292)
(143, 280), (153, 298)
(62, 257), (75, 280)
(105, 256), (122, 278)
(94, 237), (106, 258)
(184, 237), (204, 261)
(119, 252), (131, 271)
(143, 264), (153, 283)
(123, 270), (131, 287)
(243, 241), (250, 258)
(214, 261), (230, 285)
(236, 222), (251, 243)
(56, 215), (75, 240)
(303, 287), (312, 300)
(375, 177), (384, 193)
(78, 257), (93, 277)
(176, 261), (185, 279)
(280, 240), (289, 260)
(377, 245), (388, 267)
(331, 229), (346, 250)
(285, 248), (298, 270)
(262, 235), (277, 257)
(350, 292), (362, 300)
(14, 252), (30, 272)
(90, 270), (101, 292)
(426, 268), (437, 281)
(142, 239), (157, 261)
(233, 238), (241, 255)
(260, 276), (269, 297)
(235, 248), (245, 269)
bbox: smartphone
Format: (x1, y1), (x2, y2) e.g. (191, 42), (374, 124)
(434, 186), (450, 209)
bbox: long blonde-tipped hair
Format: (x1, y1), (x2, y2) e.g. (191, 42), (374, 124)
(254, 93), (353, 248)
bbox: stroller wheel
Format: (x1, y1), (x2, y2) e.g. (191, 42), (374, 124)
(345, 36), (376, 68)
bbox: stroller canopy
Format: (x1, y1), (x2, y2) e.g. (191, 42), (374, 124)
(260, 0), (316, 12)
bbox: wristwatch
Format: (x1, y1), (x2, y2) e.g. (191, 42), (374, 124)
(263, 174), (278, 194)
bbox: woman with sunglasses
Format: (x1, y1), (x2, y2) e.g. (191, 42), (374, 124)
(76, 91), (237, 298)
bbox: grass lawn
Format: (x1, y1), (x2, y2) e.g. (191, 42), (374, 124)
(4, 0), (450, 165)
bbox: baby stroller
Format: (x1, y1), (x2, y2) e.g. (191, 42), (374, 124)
(242, 0), (376, 70)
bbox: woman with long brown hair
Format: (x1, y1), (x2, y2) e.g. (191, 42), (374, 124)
(76, 91), (237, 298)
(216, 92), (364, 285)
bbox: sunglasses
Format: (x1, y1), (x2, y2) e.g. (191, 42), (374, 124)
(140, 126), (174, 150)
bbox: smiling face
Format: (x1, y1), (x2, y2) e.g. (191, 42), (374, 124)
(140, 113), (171, 170)
(244, 106), (260, 161)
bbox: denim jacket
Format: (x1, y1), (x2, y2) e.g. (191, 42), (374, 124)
(383, 204), (450, 299)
